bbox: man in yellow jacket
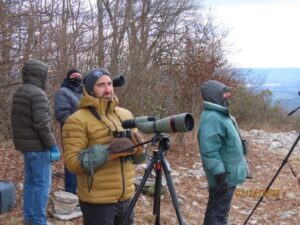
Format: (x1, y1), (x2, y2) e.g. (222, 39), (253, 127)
(62, 68), (146, 225)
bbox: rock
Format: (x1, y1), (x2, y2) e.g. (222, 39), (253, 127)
(279, 210), (297, 219)
(16, 182), (23, 191)
(52, 191), (79, 214)
(270, 141), (283, 149)
(50, 206), (82, 220)
(134, 177), (166, 196)
(285, 192), (297, 200)
(199, 183), (208, 189)
(249, 219), (258, 224)
(54, 190), (78, 204)
(192, 201), (199, 207)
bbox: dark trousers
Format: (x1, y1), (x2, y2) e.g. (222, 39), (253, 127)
(64, 167), (77, 194)
(80, 199), (134, 225)
(203, 186), (236, 225)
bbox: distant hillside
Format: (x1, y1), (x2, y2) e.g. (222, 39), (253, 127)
(236, 68), (300, 112)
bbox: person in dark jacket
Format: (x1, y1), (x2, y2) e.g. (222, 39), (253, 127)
(197, 80), (249, 225)
(11, 59), (61, 225)
(54, 68), (83, 194)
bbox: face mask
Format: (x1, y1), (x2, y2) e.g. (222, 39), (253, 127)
(68, 78), (82, 87)
(224, 98), (230, 108)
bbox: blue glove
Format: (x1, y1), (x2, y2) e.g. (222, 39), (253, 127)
(50, 145), (61, 162)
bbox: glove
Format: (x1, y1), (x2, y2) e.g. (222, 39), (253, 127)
(79, 144), (109, 173)
(215, 172), (228, 195)
(132, 153), (147, 164)
(108, 137), (135, 154)
(50, 145), (61, 162)
(131, 131), (144, 145)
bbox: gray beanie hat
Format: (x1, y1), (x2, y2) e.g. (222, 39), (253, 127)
(83, 68), (112, 95)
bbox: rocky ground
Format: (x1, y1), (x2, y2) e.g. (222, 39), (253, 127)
(1, 130), (300, 225)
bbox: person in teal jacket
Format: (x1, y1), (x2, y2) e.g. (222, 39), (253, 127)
(197, 80), (249, 225)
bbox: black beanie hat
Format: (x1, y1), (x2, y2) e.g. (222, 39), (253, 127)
(67, 68), (80, 78)
(83, 68), (112, 95)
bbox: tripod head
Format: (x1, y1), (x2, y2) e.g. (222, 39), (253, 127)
(158, 136), (170, 152)
(151, 133), (169, 148)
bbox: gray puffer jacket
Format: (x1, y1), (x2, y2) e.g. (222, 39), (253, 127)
(11, 59), (56, 152)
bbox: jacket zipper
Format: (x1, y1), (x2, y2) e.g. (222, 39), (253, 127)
(118, 158), (126, 201)
(106, 102), (118, 131)
(105, 102), (126, 201)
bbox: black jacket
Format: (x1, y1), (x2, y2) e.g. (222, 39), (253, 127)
(11, 59), (56, 152)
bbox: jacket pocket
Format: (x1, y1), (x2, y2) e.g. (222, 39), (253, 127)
(225, 160), (247, 185)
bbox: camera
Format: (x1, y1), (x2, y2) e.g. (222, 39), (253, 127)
(122, 113), (194, 134)
(113, 75), (125, 87)
(112, 130), (132, 138)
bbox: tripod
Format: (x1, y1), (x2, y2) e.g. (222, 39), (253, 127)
(243, 106), (300, 225)
(122, 133), (185, 225)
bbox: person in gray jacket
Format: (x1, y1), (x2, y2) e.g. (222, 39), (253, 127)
(197, 80), (249, 225)
(11, 59), (61, 225)
(54, 68), (83, 194)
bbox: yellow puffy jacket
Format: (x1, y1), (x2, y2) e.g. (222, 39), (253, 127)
(62, 91), (143, 204)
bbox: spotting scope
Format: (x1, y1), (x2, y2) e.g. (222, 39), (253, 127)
(122, 113), (194, 134)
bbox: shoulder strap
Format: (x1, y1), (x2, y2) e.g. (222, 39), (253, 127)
(87, 106), (102, 121)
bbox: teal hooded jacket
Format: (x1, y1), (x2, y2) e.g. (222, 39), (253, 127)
(197, 101), (248, 188)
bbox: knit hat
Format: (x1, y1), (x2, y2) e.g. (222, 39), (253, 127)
(83, 68), (112, 95)
(67, 68), (80, 78)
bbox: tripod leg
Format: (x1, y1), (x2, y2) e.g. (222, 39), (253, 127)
(121, 158), (156, 225)
(162, 159), (185, 225)
(153, 161), (162, 225)
(243, 133), (300, 225)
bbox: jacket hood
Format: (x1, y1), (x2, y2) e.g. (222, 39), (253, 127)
(79, 88), (119, 114)
(203, 101), (229, 116)
(22, 59), (48, 89)
(201, 80), (230, 107)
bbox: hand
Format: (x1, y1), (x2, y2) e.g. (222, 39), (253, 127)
(50, 145), (61, 162)
(108, 138), (135, 154)
(131, 132), (147, 164)
(132, 131), (144, 145)
(215, 172), (228, 194)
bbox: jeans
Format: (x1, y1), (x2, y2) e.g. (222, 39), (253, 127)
(203, 186), (236, 225)
(23, 151), (51, 225)
(64, 167), (77, 194)
(80, 199), (134, 225)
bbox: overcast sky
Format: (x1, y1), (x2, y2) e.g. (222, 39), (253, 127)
(201, 0), (300, 68)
